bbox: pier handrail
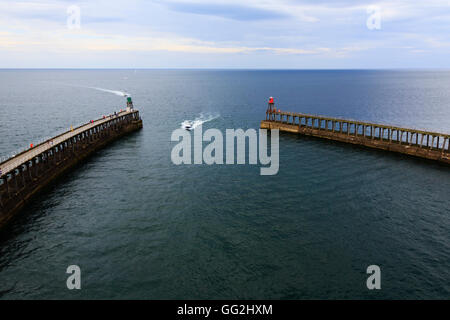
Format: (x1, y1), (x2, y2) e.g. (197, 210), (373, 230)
(267, 109), (450, 139)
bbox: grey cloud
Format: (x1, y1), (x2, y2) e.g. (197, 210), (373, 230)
(162, 1), (290, 21)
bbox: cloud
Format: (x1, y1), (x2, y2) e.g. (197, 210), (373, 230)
(0, 1), (124, 25)
(161, 1), (290, 21)
(0, 27), (332, 55)
(0, 0), (449, 68)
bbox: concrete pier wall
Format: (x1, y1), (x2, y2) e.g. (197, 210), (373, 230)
(261, 109), (449, 165)
(0, 110), (143, 229)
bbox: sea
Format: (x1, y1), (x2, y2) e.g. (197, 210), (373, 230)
(0, 69), (449, 299)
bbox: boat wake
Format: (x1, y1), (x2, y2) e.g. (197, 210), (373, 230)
(181, 113), (220, 131)
(89, 87), (130, 97)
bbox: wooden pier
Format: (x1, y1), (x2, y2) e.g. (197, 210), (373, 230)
(261, 100), (449, 165)
(0, 109), (143, 228)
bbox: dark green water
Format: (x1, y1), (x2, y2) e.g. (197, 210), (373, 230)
(0, 70), (449, 299)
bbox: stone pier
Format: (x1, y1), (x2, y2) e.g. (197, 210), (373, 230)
(261, 102), (449, 165)
(0, 109), (143, 229)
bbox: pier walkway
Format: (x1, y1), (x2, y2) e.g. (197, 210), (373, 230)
(0, 110), (137, 177)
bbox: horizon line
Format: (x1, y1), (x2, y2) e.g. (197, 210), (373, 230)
(0, 67), (449, 71)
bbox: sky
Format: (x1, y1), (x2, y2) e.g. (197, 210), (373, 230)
(0, 0), (449, 68)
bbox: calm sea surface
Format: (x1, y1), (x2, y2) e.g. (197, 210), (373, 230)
(0, 70), (449, 299)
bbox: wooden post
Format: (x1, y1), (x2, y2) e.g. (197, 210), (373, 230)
(44, 153), (49, 171)
(58, 145), (62, 162)
(20, 166), (26, 187)
(27, 162), (32, 182)
(52, 148), (57, 165)
(13, 169), (19, 191)
(33, 157), (38, 177)
(3, 176), (9, 199)
(39, 156), (44, 177)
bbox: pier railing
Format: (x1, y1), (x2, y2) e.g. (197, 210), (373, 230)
(265, 109), (449, 153)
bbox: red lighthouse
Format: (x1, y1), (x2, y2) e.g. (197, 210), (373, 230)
(266, 97), (275, 120)
(268, 97), (275, 111)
